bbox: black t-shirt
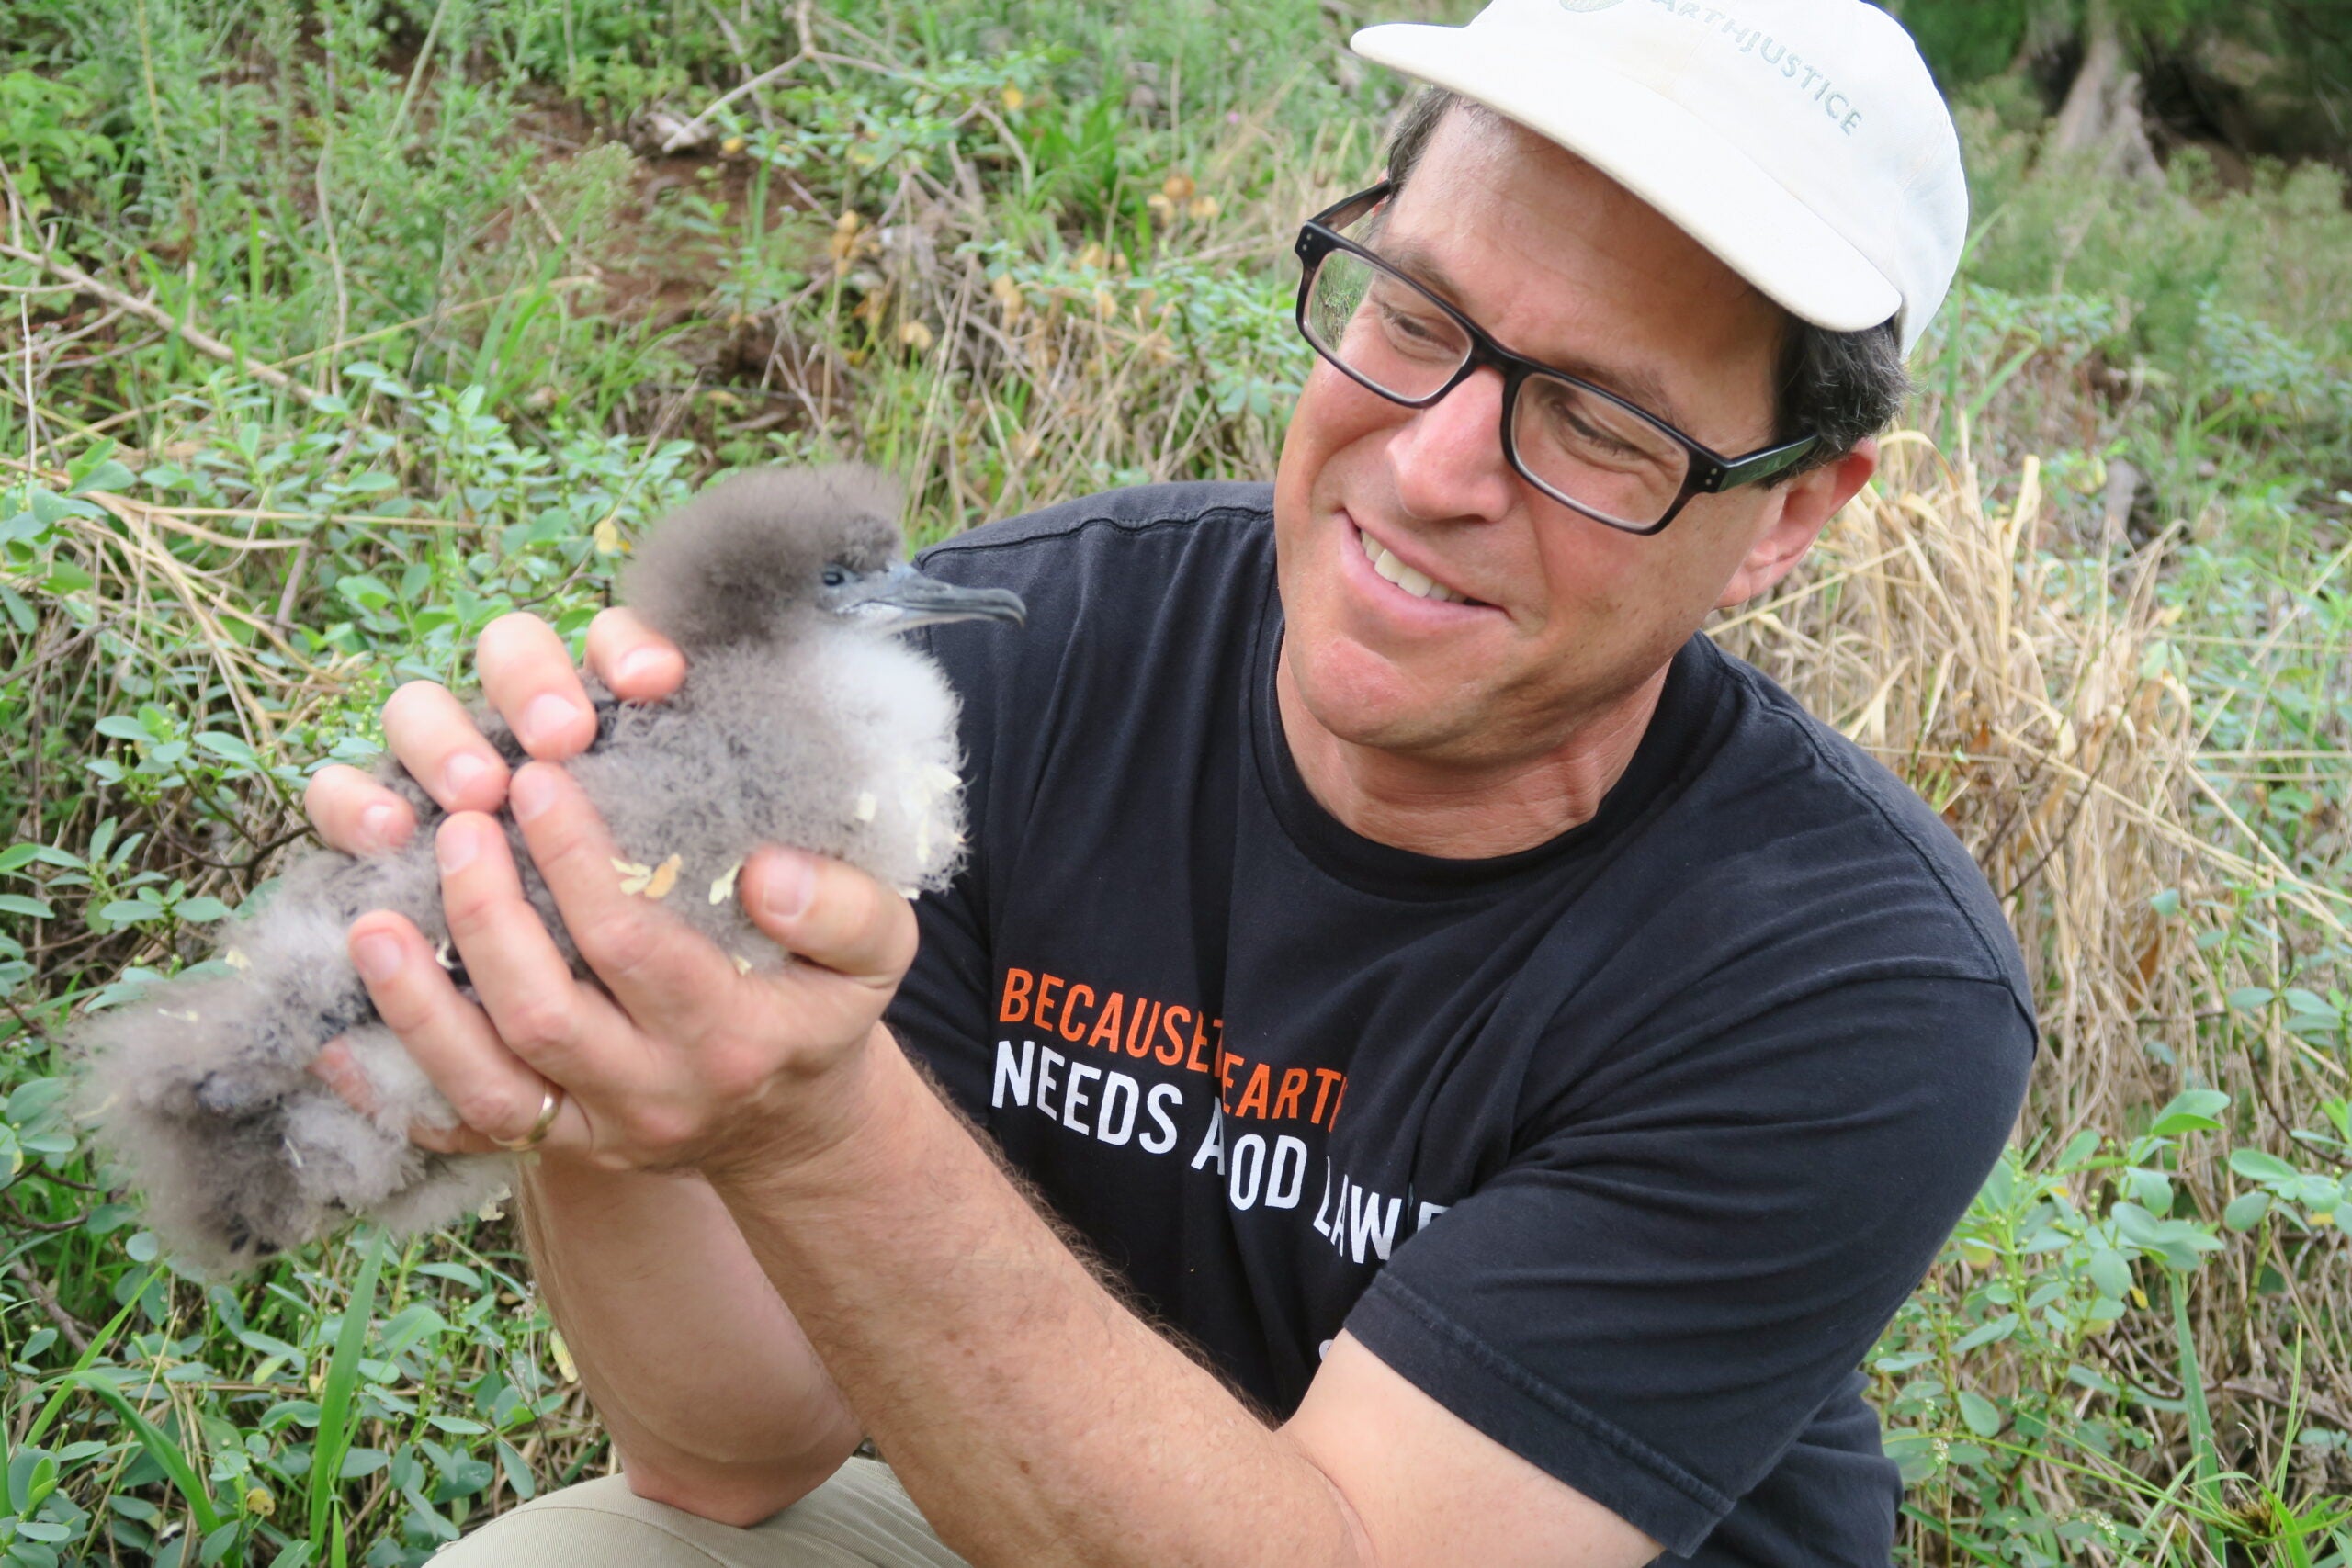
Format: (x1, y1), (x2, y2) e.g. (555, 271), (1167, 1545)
(886, 482), (2036, 1565)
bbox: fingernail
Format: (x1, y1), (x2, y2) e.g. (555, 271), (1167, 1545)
(445, 750), (492, 799)
(760, 849), (816, 923)
(436, 819), (481, 874)
(523, 693), (581, 750)
(359, 801), (402, 850)
(617, 646), (668, 686)
(354, 932), (403, 983)
(511, 767), (556, 822)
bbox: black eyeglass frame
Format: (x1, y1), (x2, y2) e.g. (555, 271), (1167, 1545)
(1293, 183), (1821, 536)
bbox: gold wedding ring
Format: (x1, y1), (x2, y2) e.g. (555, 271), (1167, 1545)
(495, 1082), (564, 1153)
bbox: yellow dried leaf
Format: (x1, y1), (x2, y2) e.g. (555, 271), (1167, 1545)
(550, 1329), (578, 1382)
(642, 853), (683, 900)
(1186, 195), (1219, 221)
(1161, 171), (1196, 201)
(592, 516), (626, 556)
(243, 1487), (275, 1520)
(1077, 241), (1107, 270)
(1000, 85), (1025, 112)
(853, 791), (878, 823)
(719, 135), (746, 155)
(709, 860), (742, 905)
(733, 953), (754, 975)
(222, 948), (251, 971)
(899, 319), (935, 352)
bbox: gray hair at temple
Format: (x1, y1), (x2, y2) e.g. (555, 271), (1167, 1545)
(1382, 86), (1910, 477)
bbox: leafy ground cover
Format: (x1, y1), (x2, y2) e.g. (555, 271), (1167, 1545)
(2, 2), (2349, 1563)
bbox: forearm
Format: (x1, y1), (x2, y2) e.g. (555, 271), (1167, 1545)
(709, 1030), (1372, 1568)
(519, 1154), (863, 1520)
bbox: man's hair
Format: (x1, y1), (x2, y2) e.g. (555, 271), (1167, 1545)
(1381, 87), (1907, 475)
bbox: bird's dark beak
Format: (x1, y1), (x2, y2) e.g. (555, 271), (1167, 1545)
(837, 558), (1026, 631)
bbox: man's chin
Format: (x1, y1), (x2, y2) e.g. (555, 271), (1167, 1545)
(1287, 659), (1485, 760)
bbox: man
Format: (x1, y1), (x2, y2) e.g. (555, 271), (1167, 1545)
(303, 2), (2034, 1562)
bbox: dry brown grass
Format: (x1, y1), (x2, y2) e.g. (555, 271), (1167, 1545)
(1724, 432), (2352, 1534)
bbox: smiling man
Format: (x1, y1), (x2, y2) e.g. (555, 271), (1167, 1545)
(303, 2), (2034, 1564)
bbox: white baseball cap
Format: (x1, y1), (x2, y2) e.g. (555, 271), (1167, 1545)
(1351, 0), (1968, 355)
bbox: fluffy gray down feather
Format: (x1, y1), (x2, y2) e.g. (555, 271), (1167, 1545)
(73, 465), (979, 1275)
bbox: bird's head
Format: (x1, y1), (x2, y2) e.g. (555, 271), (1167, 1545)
(623, 465), (1024, 650)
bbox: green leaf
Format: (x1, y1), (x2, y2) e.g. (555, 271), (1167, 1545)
(43, 558), (95, 593)
(67, 458), (137, 497)
(335, 573), (394, 612)
(2150, 1089), (2230, 1136)
(1952, 1313), (2019, 1352)
(2227, 986), (2275, 1010)
(194, 731), (260, 767)
(95, 715), (152, 742)
(1957, 1390), (2005, 1438)
(2054, 1127), (2103, 1169)
(2230, 1149), (2300, 1184)
(2087, 1248), (2133, 1300)
(2222, 1191), (2272, 1231)
(0, 893), (54, 918)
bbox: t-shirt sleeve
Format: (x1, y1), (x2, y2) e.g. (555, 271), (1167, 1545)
(1340, 973), (2032, 1558)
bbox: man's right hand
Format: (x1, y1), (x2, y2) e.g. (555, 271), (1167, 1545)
(302, 604), (865, 1523)
(302, 605), (687, 857)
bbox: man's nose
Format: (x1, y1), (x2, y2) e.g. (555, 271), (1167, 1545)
(1386, 366), (1517, 523)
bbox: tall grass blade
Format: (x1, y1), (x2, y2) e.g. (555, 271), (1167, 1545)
(306, 1227), (386, 1551)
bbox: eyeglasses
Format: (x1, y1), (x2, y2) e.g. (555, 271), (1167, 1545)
(1292, 183), (1819, 536)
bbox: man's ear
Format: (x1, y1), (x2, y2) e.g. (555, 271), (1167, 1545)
(1716, 436), (1878, 610)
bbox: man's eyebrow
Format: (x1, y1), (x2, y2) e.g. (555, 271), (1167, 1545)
(1375, 235), (1693, 433)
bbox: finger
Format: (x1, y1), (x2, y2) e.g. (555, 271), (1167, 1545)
(382, 681), (511, 815)
(308, 1037), (382, 1114)
(308, 1032), (502, 1156)
(304, 764), (416, 856)
(346, 908), (588, 1152)
(507, 762), (740, 1028)
(433, 808), (643, 1095)
(585, 607), (686, 703)
(741, 846), (917, 989)
(478, 613), (599, 760)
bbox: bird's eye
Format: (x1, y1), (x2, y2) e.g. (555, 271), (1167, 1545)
(820, 565), (850, 588)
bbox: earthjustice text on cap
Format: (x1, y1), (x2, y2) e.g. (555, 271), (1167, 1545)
(1351, 0), (1969, 356)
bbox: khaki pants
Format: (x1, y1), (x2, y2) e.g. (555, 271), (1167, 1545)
(432, 1458), (972, 1568)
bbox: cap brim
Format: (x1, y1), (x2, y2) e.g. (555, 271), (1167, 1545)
(1351, 21), (1902, 336)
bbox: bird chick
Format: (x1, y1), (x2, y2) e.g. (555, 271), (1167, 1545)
(72, 465), (1023, 1276)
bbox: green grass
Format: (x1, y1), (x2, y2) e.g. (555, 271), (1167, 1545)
(2, 2), (2349, 1562)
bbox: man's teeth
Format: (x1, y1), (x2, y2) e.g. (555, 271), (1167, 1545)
(1358, 529), (1467, 604)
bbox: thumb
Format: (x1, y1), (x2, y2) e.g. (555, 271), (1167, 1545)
(741, 845), (918, 990)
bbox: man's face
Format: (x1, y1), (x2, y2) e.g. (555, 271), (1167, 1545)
(1272, 107), (1856, 771)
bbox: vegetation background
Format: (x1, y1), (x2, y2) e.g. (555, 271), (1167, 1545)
(1, 0), (2348, 1562)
